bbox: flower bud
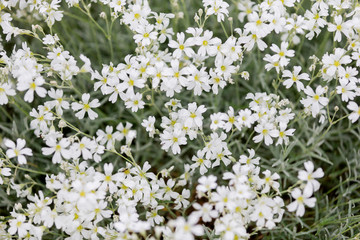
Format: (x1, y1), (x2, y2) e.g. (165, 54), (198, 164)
(100, 12), (106, 19)
(58, 120), (67, 128)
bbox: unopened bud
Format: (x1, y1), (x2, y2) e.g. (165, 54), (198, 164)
(100, 12), (106, 19)
(14, 203), (22, 210)
(194, 14), (200, 22)
(120, 145), (131, 156)
(58, 120), (67, 128)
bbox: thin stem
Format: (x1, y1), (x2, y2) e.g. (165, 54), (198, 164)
(220, 21), (229, 38)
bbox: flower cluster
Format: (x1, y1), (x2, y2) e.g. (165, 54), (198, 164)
(0, 0), (358, 238)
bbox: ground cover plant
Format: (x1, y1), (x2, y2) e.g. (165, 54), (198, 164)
(0, 0), (360, 239)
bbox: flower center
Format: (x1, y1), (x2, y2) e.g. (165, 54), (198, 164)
(30, 82), (36, 90)
(83, 104), (90, 111)
(229, 117), (235, 123)
(105, 175), (112, 182)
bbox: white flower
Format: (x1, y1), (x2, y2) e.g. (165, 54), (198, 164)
(209, 69), (226, 94)
(322, 48), (351, 77)
(298, 161), (324, 195)
(158, 178), (179, 200)
(196, 175), (217, 193)
(168, 32), (194, 59)
(196, 30), (219, 56)
(169, 215), (203, 240)
(41, 138), (71, 164)
(347, 101), (360, 123)
(165, 98), (182, 110)
(276, 123), (295, 145)
(179, 102), (207, 129)
(238, 31), (267, 51)
(96, 126), (121, 149)
(146, 206), (164, 226)
(191, 149), (211, 175)
(5, 138), (33, 164)
(183, 65), (210, 96)
(193, 203), (218, 222)
(276, 108), (295, 124)
(174, 189), (190, 209)
(133, 24), (157, 46)
(239, 148), (260, 167)
(118, 70), (145, 95)
(95, 163), (124, 194)
(215, 56), (237, 79)
(47, 88), (70, 115)
(122, 92), (145, 112)
(71, 137), (96, 160)
(160, 126), (187, 154)
(142, 116), (156, 138)
(42, 34), (59, 45)
(336, 78), (357, 102)
(17, 76), (47, 102)
(0, 161), (11, 184)
(8, 214), (31, 238)
(261, 170), (280, 193)
(0, 82), (16, 105)
(116, 122), (136, 144)
(269, 41), (294, 67)
(237, 109), (255, 129)
(253, 123), (279, 146)
(287, 188), (316, 217)
(203, 0), (229, 22)
(282, 66), (310, 91)
(327, 15), (353, 42)
(30, 107), (54, 135)
(210, 112), (226, 131)
(244, 12), (270, 36)
(221, 37), (242, 61)
(71, 93), (100, 120)
(300, 86), (329, 117)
